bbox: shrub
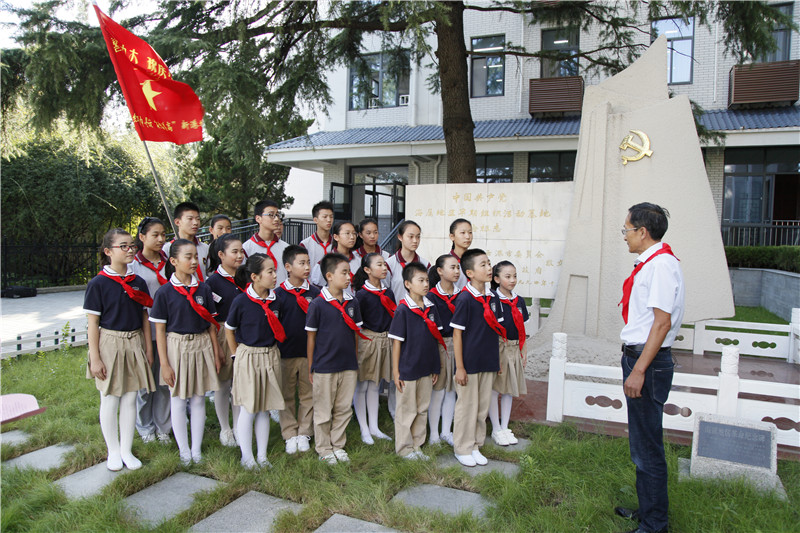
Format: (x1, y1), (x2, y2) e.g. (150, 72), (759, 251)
(725, 246), (800, 273)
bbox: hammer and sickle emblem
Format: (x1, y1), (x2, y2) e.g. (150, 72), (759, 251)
(619, 130), (653, 165)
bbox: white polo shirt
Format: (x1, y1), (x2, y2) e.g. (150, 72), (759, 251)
(620, 242), (685, 347)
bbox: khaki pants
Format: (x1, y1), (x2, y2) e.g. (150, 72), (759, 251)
(394, 376), (433, 457)
(453, 371), (495, 456)
(279, 357), (314, 440)
(312, 370), (357, 456)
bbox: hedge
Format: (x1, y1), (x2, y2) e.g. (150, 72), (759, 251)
(725, 246), (800, 274)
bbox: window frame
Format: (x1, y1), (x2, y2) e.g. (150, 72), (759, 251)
(348, 52), (410, 111)
(470, 34), (506, 98)
(540, 28), (580, 78)
(528, 151), (577, 183)
(651, 17), (695, 85)
(476, 153), (514, 183)
(760, 3), (793, 63)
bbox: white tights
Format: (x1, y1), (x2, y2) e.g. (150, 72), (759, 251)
(428, 389), (456, 438)
(237, 409), (269, 465)
(214, 379), (239, 433)
(99, 391), (140, 468)
(488, 391), (513, 431)
(354, 380), (380, 436)
(170, 395), (206, 459)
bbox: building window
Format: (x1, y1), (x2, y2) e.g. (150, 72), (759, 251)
(651, 17), (694, 84)
(349, 52), (410, 110)
(528, 151), (577, 182)
(476, 153), (513, 183)
(541, 28), (579, 78)
(471, 35), (505, 97)
(760, 3), (792, 62)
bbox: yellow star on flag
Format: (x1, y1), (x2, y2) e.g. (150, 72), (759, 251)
(141, 79), (161, 111)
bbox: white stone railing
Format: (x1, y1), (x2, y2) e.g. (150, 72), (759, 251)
(546, 334), (800, 448)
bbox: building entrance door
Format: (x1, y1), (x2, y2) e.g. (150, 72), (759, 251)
(350, 166), (407, 250)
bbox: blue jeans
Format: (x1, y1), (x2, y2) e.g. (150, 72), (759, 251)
(621, 349), (674, 533)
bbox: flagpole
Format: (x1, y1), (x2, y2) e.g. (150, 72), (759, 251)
(142, 140), (178, 236)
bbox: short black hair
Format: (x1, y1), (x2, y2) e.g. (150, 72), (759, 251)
(254, 199), (279, 218)
(628, 203), (670, 241)
(461, 248), (487, 279)
(283, 244), (308, 266)
(174, 202), (200, 220)
(402, 261), (428, 284)
(320, 252), (349, 278)
(210, 214), (231, 227)
(312, 201), (334, 218)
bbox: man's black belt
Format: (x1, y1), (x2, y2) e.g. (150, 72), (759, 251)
(621, 344), (671, 359)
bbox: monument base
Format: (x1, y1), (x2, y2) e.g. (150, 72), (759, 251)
(677, 457), (787, 500)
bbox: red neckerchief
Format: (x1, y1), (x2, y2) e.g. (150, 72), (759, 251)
(400, 299), (446, 349)
(283, 280), (310, 313)
(99, 269), (154, 307)
(135, 251), (169, 285)
(619, 243), (678, 324)
(169, 237), (205, 281)
(362, 283), (397, 317)
(171, 282), (219, 331)
(429, 285), (456, 314)
(357, 244), (382, 257)
(463, 286), (507, 340)
(501, 294), (526, 355)
(322, 294), (370, 341)
(249, 233), (278, 269)
(449, 250), (461, 262)
(395, 250), (420, 270)
(217, 267), (245, 292)
(312, 233), (333, 255)
(244, 285), (287, 342)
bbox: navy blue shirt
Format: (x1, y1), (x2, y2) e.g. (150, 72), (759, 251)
(426, 283), (457, 338)
(497, 292), (529, 341)
(450, 284), (504, 374)
(305, 288), (362, 374)
(275, 280), (321, 358)
(149, 276), (217, 334)
(354, 282), (396, 333)
(224, 286), (281, 347)
(388, 297), (442, 381)
(206, 268), (244, 323)
(84, 267), (150, 331)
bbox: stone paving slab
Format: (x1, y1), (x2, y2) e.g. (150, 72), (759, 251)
(391, 484), (489, 519)
(314, 513), (399, 532)
(191, 490), (303, 532)
(1, 430), (31, 447)
(125, 472), (224, 527)
(3, 443), (75, 471)
(55, 462), (126, 500)
(437, 455), (520, 478)
(483, 437), (531, 453)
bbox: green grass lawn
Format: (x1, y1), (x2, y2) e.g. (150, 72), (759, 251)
(2, 347), (798, 532)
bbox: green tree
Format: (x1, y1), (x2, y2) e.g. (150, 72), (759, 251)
(5, 1), (794, 185)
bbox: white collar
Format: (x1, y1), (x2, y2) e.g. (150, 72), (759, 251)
(403, 295), (433, 309)
(247, 284), (275, 301)
(282, 279), (310, 291)
(636, 242), (666, 265)
(322, 286), (352, 302)
(103, 264), (135, 277)
(496, 289), (519, 301)
(216, 265), (235, 278)
(435, 281), (454, 296)
(464, 282), (493, 298)
(364, 280), (388, 291)
(170, 273), (198, 288)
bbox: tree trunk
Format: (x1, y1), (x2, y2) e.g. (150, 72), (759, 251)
(435, 1), (477, 184)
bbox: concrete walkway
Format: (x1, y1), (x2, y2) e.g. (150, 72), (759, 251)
(1, 290), (87, 340)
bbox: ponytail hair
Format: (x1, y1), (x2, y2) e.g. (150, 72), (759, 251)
(234, 253), (273, 292)
(490, 260), (515, 291)
(208, 233), (242, 273)
(427, 254), (453, 288)
(135, 217), (165, 251)
(164, 238), (195, 279)
(99, 228), (131, 266)
(351, 252), (382, 292)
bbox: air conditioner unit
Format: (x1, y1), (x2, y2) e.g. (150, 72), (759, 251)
(399, 94), (410, 106)
(369, 98), (380, 109)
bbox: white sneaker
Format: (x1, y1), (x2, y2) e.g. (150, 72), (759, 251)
(416, 451), (431, 461)
(140, 433), (156, 444)
(296, 435), (311, 452)
(371, 429), (392, 441)
(256, 455), (272, 469)
(333, 449), (350, 463)
(491, 430), (510, 446)
(503, 428), (518, 445)
(471, 449), (488, 466)
(440, 433), (454, 446)
(428, 433), (441, 445)
(192, 452), (203, 464)
(319, 453), (337, 465)
(361, 431), (375, 445)
(285, 436), (299, 454)
(269, 410), (280, 423)
(241, 457), (258, 470)
(107, 453), (123, 471)
(454, 453), (477, 467)
(156, 432), (172, 444)
(403, 451), (420, 460)
(179, 452), (193, 466)
(220, 428), (237, 447)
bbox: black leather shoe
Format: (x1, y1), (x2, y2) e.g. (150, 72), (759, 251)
(614, 507), (640, 521)
(622, 528), (668, 533)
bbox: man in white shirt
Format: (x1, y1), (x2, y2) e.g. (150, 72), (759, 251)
(615, 202), (684, 533)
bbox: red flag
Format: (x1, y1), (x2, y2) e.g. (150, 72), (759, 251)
(94, 4), (204, 144)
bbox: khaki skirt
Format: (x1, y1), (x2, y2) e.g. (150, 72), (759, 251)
(86, 329), (156, 397)
(216, 330), (234, 382)
(493, 339), (528, 397)
(356, 329), (392, 383)
(232, 344), (285, 413)
(162, 332), (220, 399)
(433, 336), (455, 392)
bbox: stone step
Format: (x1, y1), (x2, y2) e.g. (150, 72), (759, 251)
(437, 455), (520, 478)
(483, 437), (531, 453)
(391, 483), (489, 519)
(191, 490), (303, 532)
(1, 430), (31, 447)
(3, 443), (75, 471)
(125, 472), (224, 527)
(55, 462), (126, 500)
(315, 513), (399, 532)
